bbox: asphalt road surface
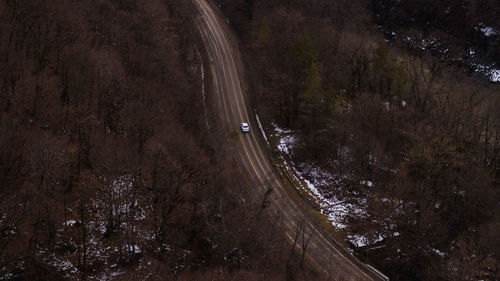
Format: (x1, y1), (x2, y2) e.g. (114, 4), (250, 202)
(194, 1), (385, 280)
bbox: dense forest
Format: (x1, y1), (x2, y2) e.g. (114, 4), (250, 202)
(1, 0), (499, 280)
(373, 0), (500, 65)
(0, 0), (324, 279)
(215, 0), (500, 280)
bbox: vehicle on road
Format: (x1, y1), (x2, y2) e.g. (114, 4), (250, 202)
(240, 122), (250, 133)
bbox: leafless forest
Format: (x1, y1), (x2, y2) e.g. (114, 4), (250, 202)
(216, 0), (500, 280)
(0, 0), (324, 279)
(1, 0), (500, 280)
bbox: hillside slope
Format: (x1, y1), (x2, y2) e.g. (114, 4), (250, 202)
(0, 1), (314, 279)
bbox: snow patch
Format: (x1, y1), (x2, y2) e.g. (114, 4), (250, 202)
(297, 163), (365, 229)
(470, 63), (500, 83)
(273, 120), (296, 155)
(404, 36), (441, 51)
(111, 270), (125, 276)
(271, 123), (367, 230)
(490, 69), (500, 82)
(0, 272), (14, 280)
(360, 180), (373, 187)
(469, 47), (476, 57)
(348, 234), (384, 248)
(476, 24), (498, 37)
(124, 244), (141, 254)
(64, 220), (76, 226)
(349, 234), (370, 247)
(431, 247), (446, 257)
(271, 121), (292, 134)
(277, 136), (296, 156)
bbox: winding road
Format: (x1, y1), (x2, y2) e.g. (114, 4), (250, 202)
(194, 1), (386, 280)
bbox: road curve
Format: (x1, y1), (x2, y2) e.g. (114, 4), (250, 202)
(194, 1), (383, 280)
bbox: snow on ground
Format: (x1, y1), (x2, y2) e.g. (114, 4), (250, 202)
(348, 234), (370, 248)
(403, 35), (446, 53)
(469, 47), (477, 57)
(0, 272), (14, 280)
(360, 180), (373, 187)
(476, 23), (498, 37)
(271, 121), (292, 135)
(347, 234), (384, 248)
(277, 135), (297, 156)
(124, 244), (142, 254)
(430, 247), (446, 258)
(273, 122), (297, 156)
(480, 26), (497, 37)
(38, 175), (157, 279)
(36, 247), (79, 279)
(490, 69), (500, 82)
(64, 220), (76, 226)
(471, 63), (500, 83)
(400, 30), (500, 83)
(271, 122), (368, 231)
